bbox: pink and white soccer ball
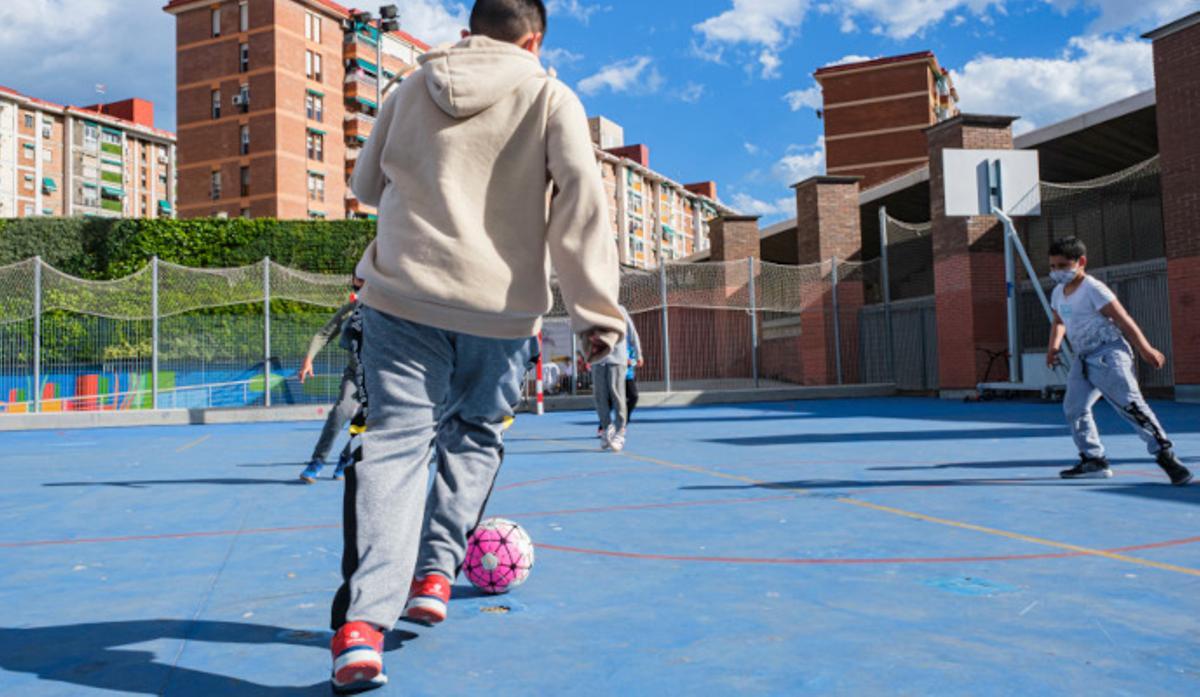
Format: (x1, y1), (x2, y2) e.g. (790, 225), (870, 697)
(464, 517), (534, 594)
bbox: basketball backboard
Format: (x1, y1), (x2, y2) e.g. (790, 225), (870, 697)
(942, 149), (1041, 217)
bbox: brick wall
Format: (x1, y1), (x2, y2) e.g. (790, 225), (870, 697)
(1151, 16), (1200, 386)
(927, 114), (1015, 392)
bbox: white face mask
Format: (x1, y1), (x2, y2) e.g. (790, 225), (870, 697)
(1049, 268), (1078, 285)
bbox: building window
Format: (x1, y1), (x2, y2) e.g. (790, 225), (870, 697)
(23, 203), (34, 217)
(81, 186), (99, 208)
(23, 174), (34, 191)
(239, 1), (248, 31)
(23, 144), (33, 160)
(306, 132), (324, 162)
(305, 51), (323, 82)
(306, 93), (323, 122)
(211, 89), (221, 119)
(42, 148), (52, 162)
(23, 114), (33, 129)
(240, 166), (250, 197)
(236, 84), (250, 113)
(211, 8), (221, 37)
(42, 120), (52, 139)
(210, 170), (222, 200)
(304, 12), (321, 42)
(83, 123), (99, 150)
(240, 42), (250, 72)
(240, 125), (250, 155)
(308, 172), (325, 202)
(240, 207), (251, 218)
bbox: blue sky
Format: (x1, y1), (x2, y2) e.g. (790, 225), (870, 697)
(1, 0), (1193, 223)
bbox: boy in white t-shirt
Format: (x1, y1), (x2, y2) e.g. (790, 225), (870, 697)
(1047, 237), (1192, 485)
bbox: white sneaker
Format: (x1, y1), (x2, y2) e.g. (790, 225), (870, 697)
(601, 425), (615, 450)
(609, 430), (625, 452)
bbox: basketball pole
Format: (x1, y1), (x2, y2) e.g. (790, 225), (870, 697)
(990, 160), (1021, 385)
(878, 206), (895, 382)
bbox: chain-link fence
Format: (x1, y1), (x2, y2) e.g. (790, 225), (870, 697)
(0, 257), (351, 414)
(3, 255), (894, 415)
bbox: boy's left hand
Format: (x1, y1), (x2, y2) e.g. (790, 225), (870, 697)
(1140, 346), (1166, 370)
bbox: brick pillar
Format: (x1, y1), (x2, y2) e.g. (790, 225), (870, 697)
(792, 176), (863, 385)
(1145, 13), (1200, 402)
(707, 215), (761, 380)
(926, 114), (1017, 397)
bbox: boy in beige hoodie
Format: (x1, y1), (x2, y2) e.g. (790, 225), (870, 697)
(327, 1), (624, 692)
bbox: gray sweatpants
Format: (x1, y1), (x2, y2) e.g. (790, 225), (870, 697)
(335, 307), (531, 630)
(593, 362), (627, 432)
(1064, 340), (1173, 460)
(310, 363), (358, 464)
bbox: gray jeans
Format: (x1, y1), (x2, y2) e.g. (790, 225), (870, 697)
(333, 306), (531, 630)
(1064, 340), (1173, 459)
(310, 363), (358, 464)
(593, 362), (627, 432)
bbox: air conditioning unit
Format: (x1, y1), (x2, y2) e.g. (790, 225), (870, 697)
(232, 94), (247, 106)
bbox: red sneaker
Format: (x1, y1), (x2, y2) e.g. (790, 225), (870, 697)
(402, 573), (452, 624)
(330, 621), (386, 694)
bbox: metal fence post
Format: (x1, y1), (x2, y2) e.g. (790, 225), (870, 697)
(831, 256), (843, 386)
(151, 256), (160, 410)
(878, 206), (895, 382)
(748, 256), (758, 388)
(659, 261), (672, 393)
(263, 257), (272, 408)
(32, 256), (42, 413)
(570, 332), (578, 396)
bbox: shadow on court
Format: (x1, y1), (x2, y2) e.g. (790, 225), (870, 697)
(0, 620), (416, 696)
(43, 478), (307, 489)
(869, 456), (1200, 472)
(705, 426), (1067, 446)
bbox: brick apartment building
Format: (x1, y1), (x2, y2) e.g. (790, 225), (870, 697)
(0, 88), (176, 219)
(164, 0), (427, 219)
(591, 116), (733, 268)
(815, 52), (959, 189)
(164, 0), (734, 268)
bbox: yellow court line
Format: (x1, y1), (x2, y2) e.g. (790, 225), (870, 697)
(538, 438), (1200, 578)
(175, 435), (211, 453)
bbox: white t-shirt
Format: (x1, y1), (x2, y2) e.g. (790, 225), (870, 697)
(1051, 275), (1123, 355)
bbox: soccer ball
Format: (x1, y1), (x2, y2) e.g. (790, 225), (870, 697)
(464, 518), (534, 595)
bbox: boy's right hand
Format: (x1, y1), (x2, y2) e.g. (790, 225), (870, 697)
(299, 357), (315, 383)
(583, 329), (612, 363)
(1046, 347), (1061, 368)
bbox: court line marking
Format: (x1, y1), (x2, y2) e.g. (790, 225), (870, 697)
(175, 435), (211, 453)
(535, 441), (1200, 578)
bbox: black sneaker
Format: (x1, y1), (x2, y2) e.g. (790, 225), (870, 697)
(1060, 456), (1114, 480)
(1156, 450), (1193, 487)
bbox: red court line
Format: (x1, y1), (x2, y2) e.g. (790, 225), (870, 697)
(537, 535), (1200, 566)
(0, 523), (339, 549)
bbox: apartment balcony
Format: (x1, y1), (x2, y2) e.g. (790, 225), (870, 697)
(344, 70), (379, 104)
(344, 112), (375, 140)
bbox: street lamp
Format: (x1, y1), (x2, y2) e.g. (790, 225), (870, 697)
(353, 6), (400, 111)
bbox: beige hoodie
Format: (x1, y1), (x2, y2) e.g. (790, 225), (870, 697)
(351, 35), (623, 353)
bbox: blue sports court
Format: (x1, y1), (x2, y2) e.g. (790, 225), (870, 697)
(1, 397), (1198, 695)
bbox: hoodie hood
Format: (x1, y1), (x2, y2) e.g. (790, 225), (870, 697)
(421, 35), (547, 119)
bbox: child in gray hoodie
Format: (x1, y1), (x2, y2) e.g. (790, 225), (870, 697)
(327, 1), (624, 693)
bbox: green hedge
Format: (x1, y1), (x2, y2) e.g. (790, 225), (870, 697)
(0, 217), (376, 278)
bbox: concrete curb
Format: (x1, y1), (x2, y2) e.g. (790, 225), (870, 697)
(0, 384), (896, 432)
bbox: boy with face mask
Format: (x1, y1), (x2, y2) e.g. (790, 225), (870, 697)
(1047, 237), (1191, 485)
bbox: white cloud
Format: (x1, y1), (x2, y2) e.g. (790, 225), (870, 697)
(771, 137), (826, 184)
(547, 0), (610, 24)
(759, 50), (784, 79)
(831, 0), (1003, 39)
(0, 0), (176, 129)
(745, 142), (763, 155)
(678, 82), (707, 103)
(829, 54), (877, 66)
(577, 56), (664, 96)
(693, 0), (811, 76)
(953, 34), (1154, 134)
(397, 0), (470, 47)
(731, 192), (797, 218)
(783, 83), (822, 111)
(541, 47), (584, 72)
(1043, 0), (1197, 33)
